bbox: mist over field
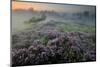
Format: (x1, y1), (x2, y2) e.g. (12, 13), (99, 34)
(12, 10), (95, 33)
(11, 1), (96, 66)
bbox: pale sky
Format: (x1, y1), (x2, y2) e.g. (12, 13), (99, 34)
(12, 1), (96, 13)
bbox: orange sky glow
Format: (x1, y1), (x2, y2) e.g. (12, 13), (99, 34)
(12, 1), (44, 11)
(12, 2), (32, 10)
(12, 1), (67, 12)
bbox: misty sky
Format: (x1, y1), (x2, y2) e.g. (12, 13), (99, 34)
(12, 1), (96, 13)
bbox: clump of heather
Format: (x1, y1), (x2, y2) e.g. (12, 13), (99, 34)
(12, 31), (96, 66)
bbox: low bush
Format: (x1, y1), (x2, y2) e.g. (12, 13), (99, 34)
(12, 31), (96, 66)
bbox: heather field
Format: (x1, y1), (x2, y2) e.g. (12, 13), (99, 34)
(11, 1), (96, 66)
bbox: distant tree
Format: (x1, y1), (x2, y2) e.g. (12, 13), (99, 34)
(83, 11), (89, 17)
(28, 7), (34, 12)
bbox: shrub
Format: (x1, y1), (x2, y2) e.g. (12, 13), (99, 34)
(12, 31), (96, 66)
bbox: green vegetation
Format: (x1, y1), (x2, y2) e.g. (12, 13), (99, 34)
(43, 20), (95, 33)
(53, 21), (96, 33)
(25, 14), (46, 24)
(40, 36), (49, 45)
